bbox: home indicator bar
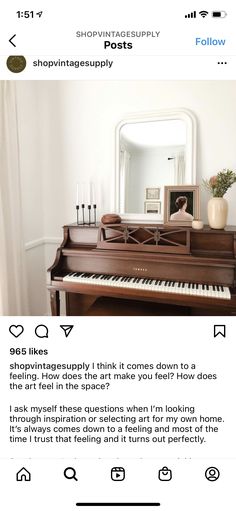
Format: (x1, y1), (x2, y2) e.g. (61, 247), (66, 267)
(76, 504), (161, 507)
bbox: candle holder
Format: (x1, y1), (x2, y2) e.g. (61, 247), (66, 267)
(76, 205), (79, 225)
(88, 205), (91, 225)
(93, 204), (97, 226)
(75, 203), (97, 226)
(81, 204), (85, 225)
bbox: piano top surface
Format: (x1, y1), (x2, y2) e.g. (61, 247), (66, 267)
(66, 222), (236, 232)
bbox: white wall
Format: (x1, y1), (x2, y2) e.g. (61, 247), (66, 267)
(15, 80), (236, 314)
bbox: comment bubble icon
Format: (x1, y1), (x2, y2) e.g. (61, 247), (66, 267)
(35, 324), (49, 339)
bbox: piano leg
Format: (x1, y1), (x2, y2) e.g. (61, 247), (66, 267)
(50, 290), (60, 316)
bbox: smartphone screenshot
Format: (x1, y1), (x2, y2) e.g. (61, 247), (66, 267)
(0, 1), (235, 510)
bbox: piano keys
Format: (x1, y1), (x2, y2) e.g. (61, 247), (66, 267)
(47, 223), (236, 316)
(63, 272), (231, 300)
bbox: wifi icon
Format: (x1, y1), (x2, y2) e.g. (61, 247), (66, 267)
(199, 10), (209, 18)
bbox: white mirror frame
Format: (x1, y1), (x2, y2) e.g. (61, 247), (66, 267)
(115, 108), (197, 223)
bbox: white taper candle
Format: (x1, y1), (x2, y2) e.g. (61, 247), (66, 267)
(76, 183), (79, 205)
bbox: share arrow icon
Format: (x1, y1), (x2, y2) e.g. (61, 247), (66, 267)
(60, 325), (74, 338)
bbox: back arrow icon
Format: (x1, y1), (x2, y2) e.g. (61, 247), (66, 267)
(9, 34), (16, 47)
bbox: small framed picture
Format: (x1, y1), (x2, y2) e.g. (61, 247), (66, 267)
(164, 185), (200, 226)
(144, 201), (161, 214)
(145, 187), (160, 200)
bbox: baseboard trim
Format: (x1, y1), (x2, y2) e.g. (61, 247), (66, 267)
(25, 237), (61, 251)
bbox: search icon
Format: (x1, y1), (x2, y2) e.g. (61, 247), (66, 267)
(64, 467), (78, 481)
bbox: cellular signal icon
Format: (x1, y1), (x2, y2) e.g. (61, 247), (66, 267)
(185, 11), (196, 18)
(199, 10), (209, 18)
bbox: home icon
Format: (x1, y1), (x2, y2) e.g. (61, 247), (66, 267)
(16, 467), (31, 482)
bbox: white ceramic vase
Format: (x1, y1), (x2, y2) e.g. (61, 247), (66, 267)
(207, 197), (228, 229)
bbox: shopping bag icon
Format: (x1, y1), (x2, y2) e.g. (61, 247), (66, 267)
(158, 466), (172, 481)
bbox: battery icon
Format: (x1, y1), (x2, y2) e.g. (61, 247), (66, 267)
(212, 11), (227, 18)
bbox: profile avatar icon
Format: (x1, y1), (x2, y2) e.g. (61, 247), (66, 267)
(205, 466), (220, 481)
(7, 55), (27, 73)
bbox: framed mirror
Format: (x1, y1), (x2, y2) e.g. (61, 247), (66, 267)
(115, 109), (197, 223)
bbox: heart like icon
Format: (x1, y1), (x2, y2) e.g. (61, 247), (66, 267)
(9, 325), (24, 338)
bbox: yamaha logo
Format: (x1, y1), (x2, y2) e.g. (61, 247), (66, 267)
(133, 267), (148, 272)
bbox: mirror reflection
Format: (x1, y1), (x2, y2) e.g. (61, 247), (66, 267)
(119, 119), (187, 216)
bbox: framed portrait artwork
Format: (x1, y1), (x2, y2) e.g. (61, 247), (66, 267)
(145, 187), (160, 200)
(164, 185), (200, 226)
(144, 201), (161, 214)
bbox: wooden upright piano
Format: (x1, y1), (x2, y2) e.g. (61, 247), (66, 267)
(47, 223), (236, 316)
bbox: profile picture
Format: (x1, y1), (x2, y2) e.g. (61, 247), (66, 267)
(164, 186), (200, 225)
